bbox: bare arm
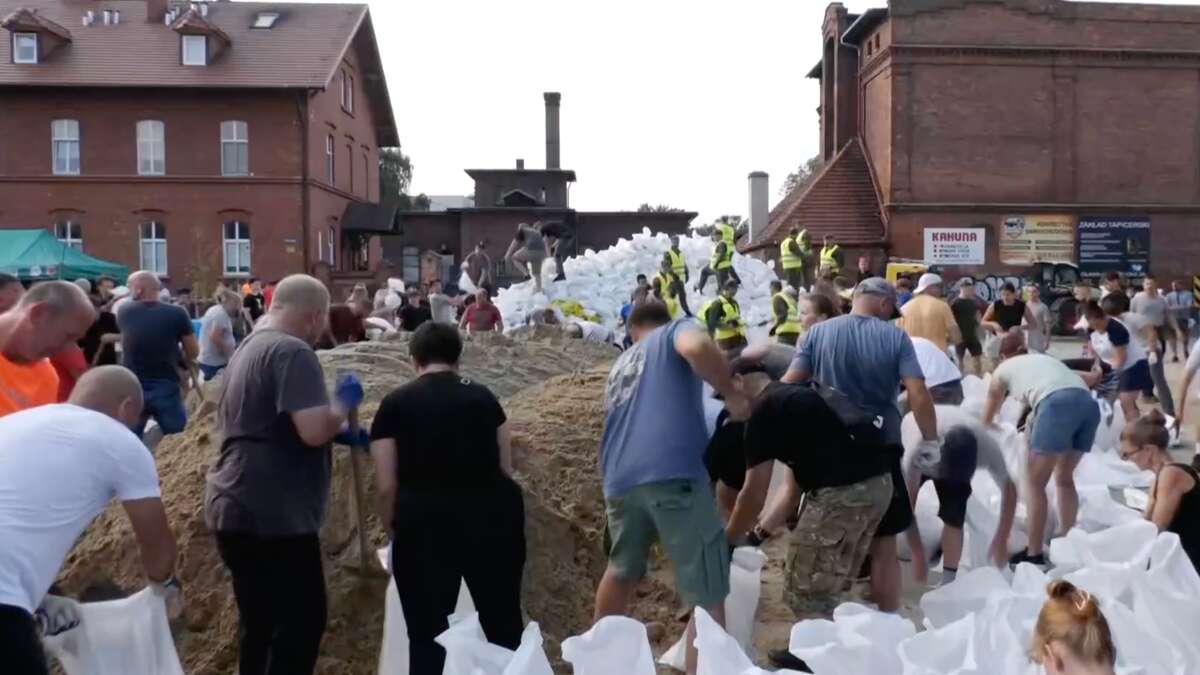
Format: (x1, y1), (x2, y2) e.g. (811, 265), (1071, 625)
(726, 462), (772, 541)
(946, 304), (962, 345)
(459, 310), (470, 332)
(989, 480), (1018, 567)
(1111, 344), (1128, 370)
(503, 238), (520, 262)
(290, 404), (347, 447)
(369, 438), (398, 539)
(781, 364), (810, 384)
(903, 376), (938, 441)
(122, 498), (177, 583)
(982, 377), (1006, 426)
(180, 334), (199, 363)
(674, 327), (747, 417)
(981, 304), (1000, 334)
(1023, 305), (1038, 331)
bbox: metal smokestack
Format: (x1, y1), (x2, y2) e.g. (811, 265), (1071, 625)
(748, 171), (769, 241)
(544, 92), (561, 170)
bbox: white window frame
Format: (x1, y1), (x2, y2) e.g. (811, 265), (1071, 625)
(327, 226), (336, 268)
(401, 246), (420, 283)
(220, 120), (248, 176)
(182, 35), (206, 66)
(252, 12), (279, 29)
(51, 119), (80, 175)
(325, 135), (335, 184)
(13, 32), (37, 64)
(139, 221), (168, 276)
(222, 220), (251, 276)
(347, 143), (354, 193)
(346, 73), (354, 113)
(136, 120), (165, 176)
(54, 221), (83, 251)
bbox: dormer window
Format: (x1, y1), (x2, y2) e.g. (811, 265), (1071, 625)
(12, 31), (36, 63)
(252, 12), (279, 29)
(182, 34), (206, 66)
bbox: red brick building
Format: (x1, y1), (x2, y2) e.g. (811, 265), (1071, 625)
(754, 0), (1200, 285)
(384, 93), (697, 288)
(0, 0), (397, 291)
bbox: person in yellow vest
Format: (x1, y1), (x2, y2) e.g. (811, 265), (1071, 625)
(779, 226), (813, 292)
(701, 280), (748, 354)
(769, 281), (803, 346)
(819, 234), (843, 278)
(652, 260), (692, 319)
(662, 235), (690, 311)
(697, 230), (742, 294)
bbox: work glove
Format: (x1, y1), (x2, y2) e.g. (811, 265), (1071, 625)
(334, 372), (364, 410)
(35, 594), (81, 636)
(151, 576), (185, 621)
(333, 424), (370, 450)
(912, 439), (942, 475)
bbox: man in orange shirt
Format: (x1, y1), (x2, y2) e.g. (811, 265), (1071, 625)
(898, 273), (961, 353)
(0, 281), (96, 417)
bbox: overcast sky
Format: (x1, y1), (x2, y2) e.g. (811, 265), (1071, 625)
(284, 0), (1196, 224)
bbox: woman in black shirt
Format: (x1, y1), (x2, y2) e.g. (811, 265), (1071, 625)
(1120, 410), (1200, 571)
(369, 322), (524, 674)
(982, 282), (1038, 336)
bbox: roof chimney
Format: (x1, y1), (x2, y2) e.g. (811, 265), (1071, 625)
(516, 159), (525, 170)
(544, 92), (561, 170)
(748, 171), (769, 242)
(145, 0), (168, 23)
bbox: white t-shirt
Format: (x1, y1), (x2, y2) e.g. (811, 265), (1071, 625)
(910, 337), (961, 388)
(571, 319), (615, 345)
(992, 353), (1087, 411)
(1090, 316), (1147, 371)
(198, 304), (235, 367)
(901, 405), (1011, 485)
(0, 404), (160, 613)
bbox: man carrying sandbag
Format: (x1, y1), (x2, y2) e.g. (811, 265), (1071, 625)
(593, 301), (751, 675)
(0, 366), (180, 675)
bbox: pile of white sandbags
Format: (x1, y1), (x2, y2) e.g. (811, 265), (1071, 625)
(494, 229), (779, 335)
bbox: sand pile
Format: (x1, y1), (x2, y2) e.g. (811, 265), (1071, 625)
(55, 330), (620, 675)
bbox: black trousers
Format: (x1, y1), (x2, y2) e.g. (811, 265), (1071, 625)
(391, 481), (526, 675)
(215, 532), (327, 675)
(0, 604), (46, 675)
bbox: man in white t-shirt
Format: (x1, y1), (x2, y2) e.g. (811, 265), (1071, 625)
(198, 289), (241, 381)
(900, 337), (964, 415)
(0, 366), (179, 675)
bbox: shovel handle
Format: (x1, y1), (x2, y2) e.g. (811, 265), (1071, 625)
(346, 408), (373, 574)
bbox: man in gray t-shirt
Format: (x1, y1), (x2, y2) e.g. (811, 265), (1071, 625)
(1132, 277), (1168, 329)
(204, 275), (362, 675)
(198, 290), (241, 379)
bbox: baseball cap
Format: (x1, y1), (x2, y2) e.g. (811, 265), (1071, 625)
(915, 273), (944, 295)
(853, 277), (896, 302)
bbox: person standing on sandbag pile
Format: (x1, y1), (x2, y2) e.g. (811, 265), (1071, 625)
(0, 281), (97, 418)
(652, 259), (691, 318)
(463, 241), (494, 295)
(899, 406), (1019, 584)
(768, 281), (803, 346)
(663, 234), (691, 304)
(593, 301), (751, 675)
(984, 332), (1099, 568)
(779, 226), (812, 292)
(1120, 410), (1200, 572)
(0, 366), (180, 675)
(538, 219), (575, 282)
(700, 279), (748, 357)
(369, 322), (525, 674)
(204, 274), (364, 675)
(782, 277), (941, 614)
(504, 222), (552, 294)
(1031, 580), (1117, 675)
(695, 228), (742, 294)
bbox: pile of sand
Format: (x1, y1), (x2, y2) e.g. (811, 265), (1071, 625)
(55, 331), (623, 675)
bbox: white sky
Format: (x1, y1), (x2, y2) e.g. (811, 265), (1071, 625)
(280, 0), (1198, 224)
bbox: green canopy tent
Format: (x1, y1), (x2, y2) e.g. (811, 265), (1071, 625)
(0, 229), (129, 284)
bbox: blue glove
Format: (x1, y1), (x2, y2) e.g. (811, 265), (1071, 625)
(335, 372), (364, 410)
(333, 424), (369, 449)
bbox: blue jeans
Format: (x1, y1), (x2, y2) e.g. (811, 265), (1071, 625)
(1030, 388), (1100, 454)
(136, 378), (187, 439)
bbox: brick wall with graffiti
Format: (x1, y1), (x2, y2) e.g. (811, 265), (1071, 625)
(956, 274), (1023, 303)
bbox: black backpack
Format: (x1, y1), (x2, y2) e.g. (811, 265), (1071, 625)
(806, 380), (888, 455)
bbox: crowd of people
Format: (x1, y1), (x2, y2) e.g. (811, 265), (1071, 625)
(0, 246), (1196, 675)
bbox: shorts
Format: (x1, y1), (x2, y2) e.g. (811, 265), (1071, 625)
(1029, 387), (1100, 454)
(136, 378), (187, 438)
(920, 476), (971, 529)
(605, 479), (731, 609)
(1117, 360), (1153, 393)
(873, 456), (913, 538)
(786, 473), (891, 616)
(198, 363), (225, 380)
(955, 339), (983, 359)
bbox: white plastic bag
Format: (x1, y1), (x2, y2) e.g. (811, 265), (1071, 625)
(45, 588), (184, 675)
(919, 566), (1009, 629)
(377, 546), (476, 675)
(659, 547), (766, 670)
(789, 603), (915, 674)
(694, 607), (804, 675)
(561, 616), (656, 675)
(436, 613), (554, 675)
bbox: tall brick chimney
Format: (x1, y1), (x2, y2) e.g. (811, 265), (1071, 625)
(748, 172), (769, 241)
(145, 0), (169, 23)
(544, 92), (561, 170)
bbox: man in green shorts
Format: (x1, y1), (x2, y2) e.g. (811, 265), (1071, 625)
(594, 301), (751, 675)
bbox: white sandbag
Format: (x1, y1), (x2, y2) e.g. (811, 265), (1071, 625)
(1048, 519), (1159, 570)
(694, 607), (804, 675)
(919, 566), (1009, 629)
(436, 613), (554, 675)
(377, 546), (476, 675)
(788, 603), (915, 674)
(459, 270), (479, 296)
(659, 547), (766, 671)
(561, 615), (656, 675)
(45, 588), (184, 675)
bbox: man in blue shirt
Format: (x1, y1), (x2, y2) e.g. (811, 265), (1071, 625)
(783, 277), (939, 614)
(117, 271), (199, 448)
(594, 301), (750, 675)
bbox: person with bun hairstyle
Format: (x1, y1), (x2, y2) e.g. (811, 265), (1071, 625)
(1031, 580), (1116, 675)
(1120, 410), (1200, 570)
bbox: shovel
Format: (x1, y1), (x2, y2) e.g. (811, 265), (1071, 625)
(342, 406), (387, 579)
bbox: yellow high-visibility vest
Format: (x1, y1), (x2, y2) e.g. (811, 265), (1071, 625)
(773, 292), (802, 335)
(780, 236), (804, 270)
(820, 243), (840, 270)
(710, 241), (733, 271)
(666, 248), (686, 278)
(655, 272), (680, 318)
(703, 296), (745, 341)
(716, 222), (736, 246)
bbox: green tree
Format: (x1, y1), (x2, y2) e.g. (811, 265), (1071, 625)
(637, 203), (687, 213)
(780, 155), (823, 197)
(713, 214), (746, 229)
(378, 146), (429, 211)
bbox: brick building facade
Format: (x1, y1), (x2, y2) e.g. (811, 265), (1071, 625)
(0, 0), (397, 292)
(755, 0), (1200, 286)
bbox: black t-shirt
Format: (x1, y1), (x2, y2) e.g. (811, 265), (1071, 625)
(79, 310), (119, 365)
(398, 302), (432, 332)
(745, 382), (890, 491)
(704, 409), (747, 489)
(243, 293), (266, 321)
(950, 297), (983, 342)
(369, 371), (508, 492)
(992, 300), (1026, 331)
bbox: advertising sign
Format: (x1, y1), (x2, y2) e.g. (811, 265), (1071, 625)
(1077, 217), (1151, 280)
(999, 214), (1076, 265)
(923, 228), (985, 265)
